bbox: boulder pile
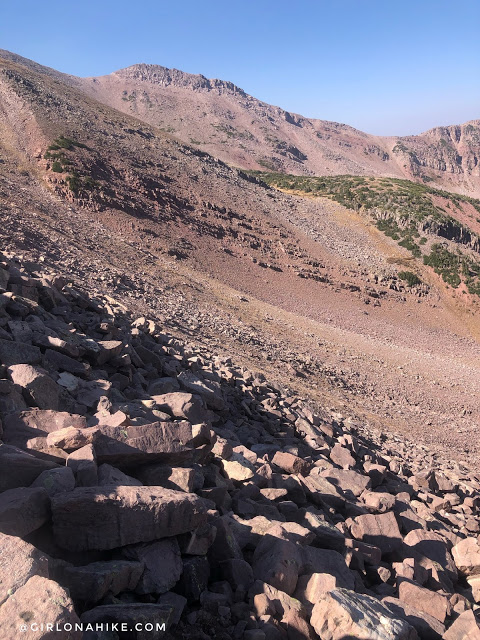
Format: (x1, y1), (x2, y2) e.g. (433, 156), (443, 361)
(0, 251), (480, 640)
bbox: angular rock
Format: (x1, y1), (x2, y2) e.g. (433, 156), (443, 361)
(300, 473), (346, 509)
(311, 589), (418, 639)
(178, 370), (225, 410)
(252, 535), (302, 595)
(443, 610), (480, 640)
(404, 529), (457, 584)
(452, 536), (480, 576)
(123, 538), (182, 595)
(0, 339), (41, 366)
(382, 596), (445, 640)
(135, 465), (195, 491)
(398, 579), (448, 622)
(0, 444), (59, 492)
(51, 486), (207, 550)
(0, 532), (49, 605)
(330, 443), (356, 469)
(220, 558), (254, 590)
(58, 560), (144, 602)
(179, 556), (210, 601)
(97, 463), (142, 487)
(93, 421), (211, 467)
(222, 452), (255, 481)
(67, 444), (98, 487)
(2, 409), (87, 449)
(8, 364), (61, 410)
(31, 467), (75, 497)
(300, 546), (355, 590)
(157, 591), (187, 626)
(272, 451), (311, 476)
(46, 426), (98, 451)
(321, 467), (371, 498)
(350, 511), (402, 555)
(151, 392), (208, 423)
(0, 487), (50, 537)
(0, 576), (81, 639)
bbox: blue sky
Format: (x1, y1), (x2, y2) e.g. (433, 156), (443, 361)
(1, 0), (479, 135)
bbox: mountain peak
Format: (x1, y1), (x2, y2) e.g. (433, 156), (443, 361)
(110, 63), (248, 97)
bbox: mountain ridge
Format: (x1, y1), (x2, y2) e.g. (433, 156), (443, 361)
(1, 49), (479, 197)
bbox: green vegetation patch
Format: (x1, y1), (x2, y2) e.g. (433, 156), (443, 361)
(250, 170), (480, 298)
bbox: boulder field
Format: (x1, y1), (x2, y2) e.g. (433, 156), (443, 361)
(0, 251), (480, 639)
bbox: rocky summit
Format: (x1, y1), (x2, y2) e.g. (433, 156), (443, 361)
(1, 47), (480, 639)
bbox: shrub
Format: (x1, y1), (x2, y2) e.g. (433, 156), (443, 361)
(398, 271), (421, 287)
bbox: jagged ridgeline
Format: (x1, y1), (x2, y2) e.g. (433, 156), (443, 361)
(254, 172), (480, 296)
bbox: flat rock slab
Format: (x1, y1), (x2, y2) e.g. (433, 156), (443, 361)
(0, 575), (81, 640)
(0, 532), (49, 605)
(51, 485), (207, 550)
(311, 588), (418, 640)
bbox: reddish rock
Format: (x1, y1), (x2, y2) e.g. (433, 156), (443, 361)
(0, 487), (50, 537)
(66, 444), (98, 487)
(350, 511), (402, 555)
(404, 529), (457, 584)
(252, 535), (302, 595)
(123, 538), (182, 594)
(330, 443), (356, 469)
(51, 486), (207, 550)
(300, 546), (355, 590)
(151, 392), (208, 423)
(0, 532), (49, 605)
(0, 576), (81, 639)
(0, 444), (59, 492)
(272, 451), (311, 476)
(135, 465), (195, 492)
(93, 421), (211, 466)
(311, 588), (417, 639)
(31, 467), (76, 497)
(57, 559), (144, 602)
(382, 596), (446, 640)
(443, 610), (480, 640)
(398, 579), (448, 622)
(452, 536), (480, 576)
(320, 468), (371, 498)
(2, 409), (87, 449)
(8, 364), (61, 410)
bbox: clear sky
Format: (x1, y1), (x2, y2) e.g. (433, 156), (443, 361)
(1, 0), (479, 135)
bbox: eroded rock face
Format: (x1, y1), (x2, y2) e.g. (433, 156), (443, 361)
(51, 486), (208, 550)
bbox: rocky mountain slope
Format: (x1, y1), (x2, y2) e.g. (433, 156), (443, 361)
(1, 50), (479, 197)
(1, 49), (480, 638)
(1, 241), (480, 640)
